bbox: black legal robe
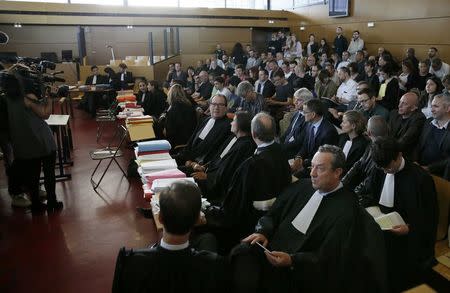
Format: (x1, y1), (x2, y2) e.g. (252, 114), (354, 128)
(178, 116), (231, 165)
(145, 89), (167, 118)
(338, 134), (370, 174)
(208, 142), (291, 242)
(364, 161), (438, 291)
(112, 244), (228, 293)
(201, 135), (256, 203)
(238, 179), (386, 293)
(164, 101), (197, 147)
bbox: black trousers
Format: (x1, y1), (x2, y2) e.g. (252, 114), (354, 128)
(11, 151), (57, 205)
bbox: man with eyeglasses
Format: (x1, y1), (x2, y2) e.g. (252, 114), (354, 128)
(175, 94), (231, 170)
(356, 88), (389, 121)
(236, 81), (267, 116)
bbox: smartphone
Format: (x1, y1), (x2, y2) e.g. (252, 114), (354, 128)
(255, 242), (272, 255)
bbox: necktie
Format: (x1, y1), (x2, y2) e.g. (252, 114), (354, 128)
(308, 125), (316, 153)
(286, 112), (300, 143)
(257, 82), (262, 94)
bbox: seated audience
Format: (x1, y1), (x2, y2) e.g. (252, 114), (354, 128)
(404, 48), (419, 70)
(364, 137), (437, 292)
(443, 74), (450, 94)
(342, 116), (389, 201)
(167, 62), (188, 86)
(234, 64), (247, 81)
(162, 84), (197, 148)
(254, 69), (276, 99)
(305, 34), (318, 57)
(325, 61), (340, 86)
(378, 64), (400, 111)
(117, 63), (134, 90)
(112, 181), (228, 293)
(363, 59), (380, 93)
(355, 50), (366, 75)
(281, 61), (296, 86)
(338, 110), (370, 173)
(233, 145), (367, 292)
(217, 54), (235, 76)
(236, 81), (267, 116)
(267, 60), (279, 80)
(337, 51), (350, 70)
(429, 58), (450, 80)
(176, 94), (231, 168)
(317, 37), (330, 56)
(208, 60), (226, 77)
(357, 88), (390, 121)
(335, 66), (358, 108)
(192, 111), (256, 203)
(226, 76), (243, 113)
(280, 88), (313, 158)
(213, 76), (231, 102)
(192, 70), (214, 107)
(348, 62), (364, 82)
(417, 60), (433, 92)
(291, 99), (339, 176)
(421, 75), (444, 118)
(246, 49), (260, 70)
(145, 80), (167, 118)
(267, 71), (294, 123)
(185, 66), (196, 95)
(314, 69), (338, 99)
(417, 92), (450, 180)
(388, 92), (426, 160)
(398, 59), (419, 95)
(292, 65), (314, 91)
(204, 112), (291, 248)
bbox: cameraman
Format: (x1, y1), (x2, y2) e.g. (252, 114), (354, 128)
(5, 64), (63, 213)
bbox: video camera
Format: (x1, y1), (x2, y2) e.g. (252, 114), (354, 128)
(0, 57), (65, 99)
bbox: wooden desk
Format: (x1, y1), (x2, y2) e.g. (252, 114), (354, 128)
(433, 240), (450, 281)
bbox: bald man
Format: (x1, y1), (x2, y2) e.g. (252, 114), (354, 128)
(388, 92), (426, 160)
(203, 112), (291, 252)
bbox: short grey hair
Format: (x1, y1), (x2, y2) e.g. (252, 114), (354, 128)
(433, 92), (450, 106)
(251, 112), (276, 142)
(236, 81), (254, 98)
(367, 115), (389, 138)
(318, 144), (346, 170)
(294, 88), (314, 102)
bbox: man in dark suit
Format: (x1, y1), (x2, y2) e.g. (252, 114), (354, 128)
(388, 92), (426, 160)
(280, 88), (313, 158)
(113, 181), (228, 293)
(203, 112), (291, 251)
(291, 99), (339, 177)
(167, 62), (188, 86)
(417, 92), (450, 180)
(176, 94), (231, 169)
(82, 65), (108, 116)
(232, 145), (379, 293)
(117, 63), (134, 90)
(254, 69), (276, 99)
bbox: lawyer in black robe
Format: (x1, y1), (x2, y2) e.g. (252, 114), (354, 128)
(195, 134), (256, 204)
(364, 140), (438, 291)
(112, 245), (228, 293)
(176, 95), (231, 165)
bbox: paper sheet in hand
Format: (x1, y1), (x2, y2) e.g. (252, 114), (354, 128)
(151, 177), (196, 193)
(366, 206), (406, 230)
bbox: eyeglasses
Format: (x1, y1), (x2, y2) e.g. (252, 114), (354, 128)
(357, 98), (371, 103)
(210, 103), (226, 108)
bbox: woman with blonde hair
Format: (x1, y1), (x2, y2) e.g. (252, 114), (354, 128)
(163, 84), (197, 147)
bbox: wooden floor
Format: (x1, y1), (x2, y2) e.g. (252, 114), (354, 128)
(0, 108), (159, 293)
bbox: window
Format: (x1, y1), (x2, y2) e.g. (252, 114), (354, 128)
(127, 0), (178, 7)
(271, 0), (293, 10)
(4, 0), (67, 3)
(71, 0), (123, 5)
(226, 0), (266, 9)
(294, 0), (324, 8)
(179, 0), (224, 8)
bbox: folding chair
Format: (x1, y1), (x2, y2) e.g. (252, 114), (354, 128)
(90, 124), (128, 190)
(96, 99), (119, 143)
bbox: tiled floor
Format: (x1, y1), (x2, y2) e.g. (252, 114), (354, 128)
(0, 108), (159, 293)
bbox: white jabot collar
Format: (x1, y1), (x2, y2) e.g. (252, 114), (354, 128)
(160, 239), (189, 251)
(379, 157), (405, 208)
(198, 118), (216, 140)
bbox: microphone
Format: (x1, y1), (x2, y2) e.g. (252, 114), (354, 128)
(53, 76), (66, 82)
(51, 70), (64, 75)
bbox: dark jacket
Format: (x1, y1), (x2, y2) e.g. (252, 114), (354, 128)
(116, 71), (134, 90)
(85, 74), (107, 85)
(280, 111), (307, 158)
(165, 101), (197, 147)
(388, 110), (426, 160)
(256, 79), (276, 99)
(338, 134), (370, 174)
(379, 78), (400, 111)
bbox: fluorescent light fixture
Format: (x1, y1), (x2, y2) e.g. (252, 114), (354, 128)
(268, 20), (274, 24)
(14, 23), (22, 28)
(300, 26), (305, 31)
(127, 25), (133, 29)
(367, 22), (375, 27)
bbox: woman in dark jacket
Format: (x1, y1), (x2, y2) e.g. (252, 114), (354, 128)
(163, 84), (197, 147)
(317, 38), (330, 56)
(146, 80), (167, 118)
(339, 110), (370, 174)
